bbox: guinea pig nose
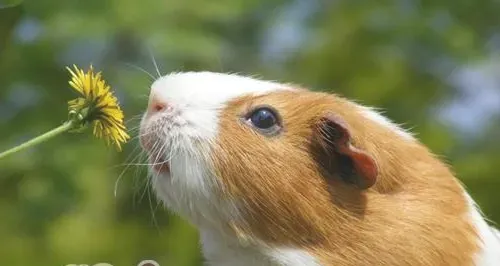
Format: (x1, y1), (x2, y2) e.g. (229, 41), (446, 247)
(149, 97), (172, 114)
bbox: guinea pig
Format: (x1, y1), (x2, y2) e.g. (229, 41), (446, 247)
(139, 72), (500, 266)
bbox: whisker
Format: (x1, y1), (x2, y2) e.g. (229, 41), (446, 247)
(139, 175), (152, 205)
(136, 141), (160, 205)
(134, 151), (148, 185)
(132, 152), (149, 209)
(114, 143), (145, 197)
(113, 122), (163, 203)
(139, 140), (166, 203)
(148, 181), (162, 234)
(121, 62), (156, 81)
(125, 114), (145, 124)
(111, 125), (164, 197)
(126, 127), (142, 136)
(126, 126), (145, 135)
(153, 200), (164, 233)
(147, 46), (162, 78)
(115, 129), (159, 148)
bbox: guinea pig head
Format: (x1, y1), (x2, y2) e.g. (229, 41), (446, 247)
(139, 72), (293, 228)
(139, 72), (381, 236)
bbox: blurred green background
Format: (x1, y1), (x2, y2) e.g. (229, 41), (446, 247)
(0, 0), (499, 265)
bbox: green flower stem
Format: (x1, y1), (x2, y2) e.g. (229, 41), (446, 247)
(0, 120), (76, 159)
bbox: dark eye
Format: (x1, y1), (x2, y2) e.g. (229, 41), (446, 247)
(250, 108), (277, 129)
(245, 106), (282, 135)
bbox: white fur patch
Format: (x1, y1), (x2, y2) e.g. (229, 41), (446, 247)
(200, 228), (320, 266)
(150, 72), (285, 140)
(358, 106), (415, 141)
(266, 248), (321, 266)
(464, 194), (500, 266)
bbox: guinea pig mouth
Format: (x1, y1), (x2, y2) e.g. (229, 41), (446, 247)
(153, 160), (170, 174)
(140, 126), (170, 174)
(145, 145), (170, 174)
(149, 152), (170, 174)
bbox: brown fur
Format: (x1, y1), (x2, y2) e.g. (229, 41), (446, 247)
(211, 89), (479, 266)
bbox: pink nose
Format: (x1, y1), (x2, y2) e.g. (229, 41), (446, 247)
(148, 96), (171, 115)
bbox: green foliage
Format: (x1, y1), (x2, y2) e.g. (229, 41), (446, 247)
(0, 0), (23, 55)
(0, 1), (499, 265)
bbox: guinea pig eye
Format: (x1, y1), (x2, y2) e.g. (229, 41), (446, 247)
(244, 106), (282, 136)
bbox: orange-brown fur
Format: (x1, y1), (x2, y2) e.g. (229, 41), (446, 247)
(212, 89), (478, 266)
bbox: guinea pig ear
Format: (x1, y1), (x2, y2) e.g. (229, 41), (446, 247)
(313, 113), (378, 189)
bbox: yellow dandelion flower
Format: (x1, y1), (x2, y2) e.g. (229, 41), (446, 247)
(0, 64), (129, 159)
(66, 65), (130, 150)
